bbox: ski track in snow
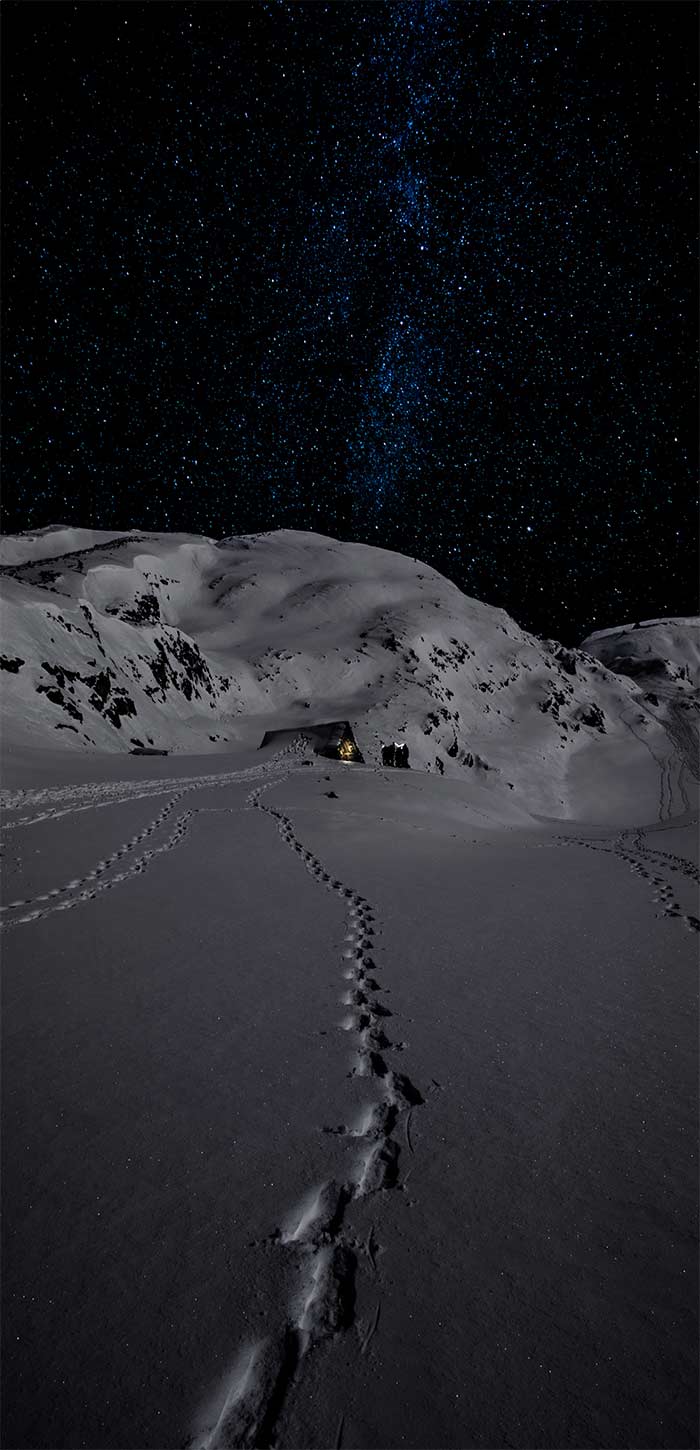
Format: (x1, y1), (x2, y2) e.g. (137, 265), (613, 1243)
(620, 702), (697, 821)
(0, 748), (308, 930)
(189, 776), (425, 1450)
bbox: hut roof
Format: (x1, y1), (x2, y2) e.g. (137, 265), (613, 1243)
(259, 720), (362, 759)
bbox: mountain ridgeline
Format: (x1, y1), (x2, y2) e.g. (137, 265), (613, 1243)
(1, 527), (697, 820)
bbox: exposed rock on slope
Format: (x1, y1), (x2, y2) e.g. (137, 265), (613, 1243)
(1, 527), (697, 817)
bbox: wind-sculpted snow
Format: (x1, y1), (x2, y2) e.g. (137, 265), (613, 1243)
(2, 527), (697, 819)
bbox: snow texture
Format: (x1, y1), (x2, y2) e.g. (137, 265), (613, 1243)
(1, 527), (698, 822)
(1, 530), (698, 1449)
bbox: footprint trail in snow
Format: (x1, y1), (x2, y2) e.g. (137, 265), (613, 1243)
(190, 777), (425, 1450)
(0, 746), (309, 931)
(559, 822), (699, 934)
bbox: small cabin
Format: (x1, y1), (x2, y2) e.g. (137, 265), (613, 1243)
(259, 720), (364, 763)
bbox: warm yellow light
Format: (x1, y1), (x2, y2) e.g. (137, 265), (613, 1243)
(339, 737), (355, 759)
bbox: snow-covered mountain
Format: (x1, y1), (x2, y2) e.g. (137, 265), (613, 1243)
(2, 530), (698, 1450)
(582, 617), (700, 685)
(1, 526), (697, 818)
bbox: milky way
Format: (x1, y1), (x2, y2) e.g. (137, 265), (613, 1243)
(3, 1), (696, 640)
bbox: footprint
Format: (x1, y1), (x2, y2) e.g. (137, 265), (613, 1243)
(356, 1140), (400, 1196)
(229, 1329), (302, 1450)
(188, 1340), (277, 1450)
(279, 1185), (329, 1245)
(389, 1072), (424, 1107)
(232, 762), (430, 1446)
(349, 1103), (389, 1139)
(359, 1101), (398, 1139)
(367, 1028), (392, 1052)
(297, 1244), (357, 1342)
(280, 1181), (351, 1246)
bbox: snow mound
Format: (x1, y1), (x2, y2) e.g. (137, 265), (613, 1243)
(1, 528), (697, 819)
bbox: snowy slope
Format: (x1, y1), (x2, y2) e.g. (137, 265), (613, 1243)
(0, 524), (137, 568)
(582, 617), (700, 685)
(1, 532), (698, 1448)
(1, 749), (697, 1450)
(1, 528), (697, 819)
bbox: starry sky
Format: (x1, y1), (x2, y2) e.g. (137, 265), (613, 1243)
(3, 1), (697, 642)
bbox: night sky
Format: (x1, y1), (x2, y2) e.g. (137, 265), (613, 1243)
(3, 1), (697, 643)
